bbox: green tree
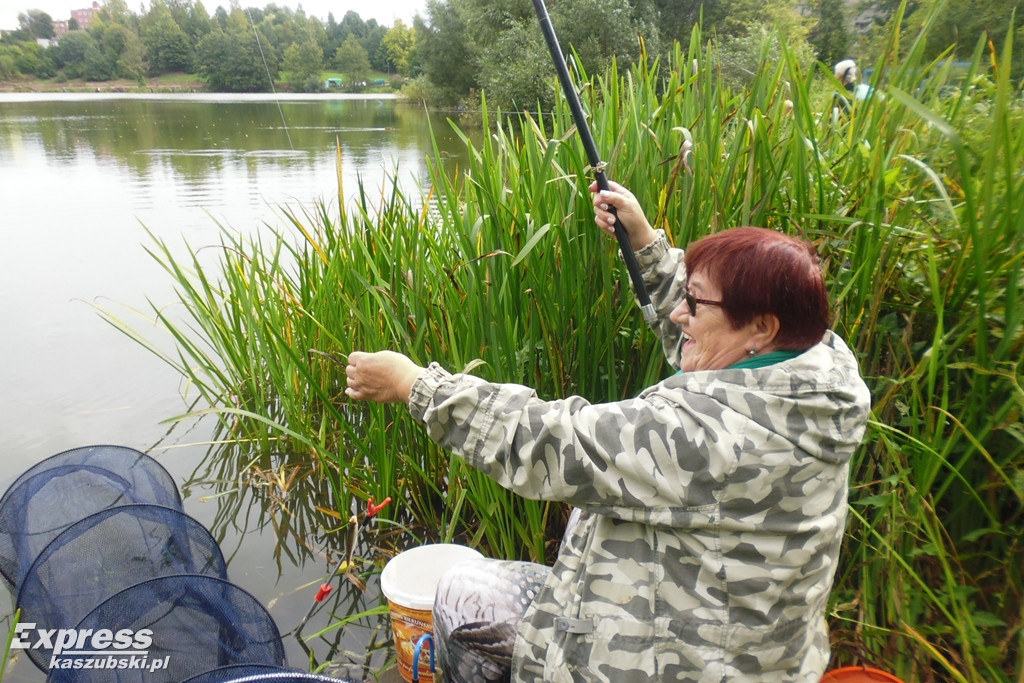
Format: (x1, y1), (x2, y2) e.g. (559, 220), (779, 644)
(0, 46), (19, 79)
(300, 13), (329, 55)
(856, 0), (922, 29)
(714, 22), (812, 91)
(418, 0), (661, 110)
(417, 0), (478, 105)
(34, 52), (56, 79)
(165, 0), (191, 28)
(254, 4), (302, 59)
(82, 39), (113, 80)
(334, 34), (371, 86)
(195, 24), (277, 91)
(652, 0), (805, 51)
(104, 23), (147, 81)
(282, 34), (324, 91)
(51, 30), (99, 78)
(326, 10), (364, 62)
(212, 6), (229, 30)
(476, 19), (553, 110)
(550, 0), (660, 78)
(141, 1), (193, 74)
(808, 0), (850, 67)
(650, 0), (703, 50)
(182, 1), (214, 50)
(363, 22), (389, 72)
(96, 0), (135, 26)
(861, 0), (1023, 82)
(382, 19), (415, 75)
(915, 0), (1023, 67)
(323, 11), (390, 72)
(86, 20), (123, 80)
(333, 11), (367, 41)
(17, 10), (55, 40)
(11, 41), (44, 76)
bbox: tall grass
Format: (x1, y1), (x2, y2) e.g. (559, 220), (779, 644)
(104, 5), (1023, 681)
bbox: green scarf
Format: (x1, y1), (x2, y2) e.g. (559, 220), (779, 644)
(727, 349), (803, 370)
(675, 349), (804, 375)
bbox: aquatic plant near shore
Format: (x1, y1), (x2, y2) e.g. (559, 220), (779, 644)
(103, 9), (1022, 682)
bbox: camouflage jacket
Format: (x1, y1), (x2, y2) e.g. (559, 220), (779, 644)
(407, 232), (871, 682)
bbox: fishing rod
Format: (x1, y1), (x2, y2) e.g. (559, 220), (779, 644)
(531, 0), (657, 325)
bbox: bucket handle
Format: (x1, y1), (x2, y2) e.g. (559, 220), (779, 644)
(412, 633), (435, 681)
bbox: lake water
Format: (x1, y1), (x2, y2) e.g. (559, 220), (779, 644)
(0, 93), (472, 681)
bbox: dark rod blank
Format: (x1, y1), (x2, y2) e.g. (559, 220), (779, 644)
(531, 0), (657, 324)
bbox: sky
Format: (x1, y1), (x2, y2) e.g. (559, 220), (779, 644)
(0, 0), (428, 32)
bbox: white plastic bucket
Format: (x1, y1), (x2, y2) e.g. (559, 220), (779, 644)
(380, 544), (483, 682)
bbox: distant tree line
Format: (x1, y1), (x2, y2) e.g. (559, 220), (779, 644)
(1, 0), (1020, 104)
(0, 0), (415, 92)
(409, 0), (1022, 110)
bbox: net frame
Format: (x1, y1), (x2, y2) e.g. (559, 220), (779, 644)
(17, 504), (228, 672)
(182, 665), (361, 682)
(47, 575), (287, 682)
(0, 445), (181, 589)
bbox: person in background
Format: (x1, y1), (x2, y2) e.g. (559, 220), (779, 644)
(345, 179), (871, 682)
(833, 59), (874, 115)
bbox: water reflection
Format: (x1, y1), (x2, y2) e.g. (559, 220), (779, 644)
(0, 94), (470, 214)
(0, 94), (473, 681)
(0, 93), (474, 451)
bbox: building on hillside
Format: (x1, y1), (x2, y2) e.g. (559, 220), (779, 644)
(71, 2), (101, 30)
(51, 2), (99, 40)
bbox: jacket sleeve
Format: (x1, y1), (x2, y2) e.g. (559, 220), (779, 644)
(633, 231), (687, 369)
(407, 363), (735, 523)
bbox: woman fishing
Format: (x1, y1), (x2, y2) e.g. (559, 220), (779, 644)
(345, 180), (871, 682)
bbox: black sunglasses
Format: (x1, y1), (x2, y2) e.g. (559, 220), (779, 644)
(684, 288), (724, 316)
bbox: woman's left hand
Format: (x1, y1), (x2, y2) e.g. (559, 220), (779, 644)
(345, 350), (424, 404)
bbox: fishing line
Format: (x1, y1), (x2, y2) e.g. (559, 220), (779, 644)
(245, 7), (294, 150)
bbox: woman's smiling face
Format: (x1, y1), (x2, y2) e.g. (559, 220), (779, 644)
(669, 270), (766, 372)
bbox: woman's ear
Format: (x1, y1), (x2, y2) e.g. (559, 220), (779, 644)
(750, 313), (781, 351)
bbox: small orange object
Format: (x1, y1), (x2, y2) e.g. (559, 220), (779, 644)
(314, 583), (333, 601)
(821, 666), (906, 683)
(367, 496), (392, 517)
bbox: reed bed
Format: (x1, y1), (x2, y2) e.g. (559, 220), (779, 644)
(105, 8), (1022, 681)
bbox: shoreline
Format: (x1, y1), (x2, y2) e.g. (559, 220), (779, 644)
(0, 77), (206, 93)
(0, 77), (400, 97)
(0, 91), (402, 102)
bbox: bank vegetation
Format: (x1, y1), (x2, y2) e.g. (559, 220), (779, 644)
(94, 3), (1024, 681)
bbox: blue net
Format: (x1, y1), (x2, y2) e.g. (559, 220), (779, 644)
(47, 575), (287, 683)
(181, 665), (361, 682)
(3, 445), (359, 683)
(17, 504), (228, 672)
(0, 445), (181, 589)
(181, 666), (299, 682)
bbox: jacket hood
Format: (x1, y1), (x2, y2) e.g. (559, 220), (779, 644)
(650, 330), (871, 465)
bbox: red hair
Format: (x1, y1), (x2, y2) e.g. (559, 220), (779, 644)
(684, 227), (830, 350)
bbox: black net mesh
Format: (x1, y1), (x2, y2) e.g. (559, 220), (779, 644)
(0, 445), (181, 588)
(17, 504), (228, 671)
(46, 575), (286, 683)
